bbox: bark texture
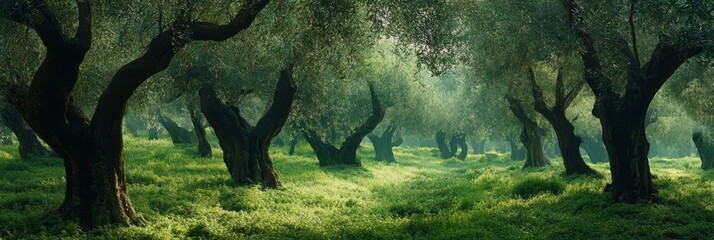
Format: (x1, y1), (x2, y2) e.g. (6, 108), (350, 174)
(200, 67), (295, 188)
(303, 83), (385, 166)
(158, 115), (195, 144)
(368, 124), (398, 163)
(507, 97), (550, 168)
(508, 139), (526, 161)
(1, 0), (269, 227)
(190, 111), (212, 158)
(527, 67), (596, 175)
(564, 0), (705, 202)
(435, 130), (451, 159)
(692, 131), (714, 170)
(0, 105), (51, 159)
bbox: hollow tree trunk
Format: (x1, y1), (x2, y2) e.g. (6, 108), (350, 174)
(190, 111), (212, 158)
(158, 115), (195, 144)
(304, 83), (385, 166)
(692, 131), (714, 170)
(368, 124), (398, 163)
(581, 135), (608, 163)
(200, 67), (295, 188)
(527, 67), (595, 175)
(288, 138), (298, 155)
(0, 105), (51, 158)
(435, 130), (451, 159)
(508, 139), (525, 161)
(508, 97), (550, 168)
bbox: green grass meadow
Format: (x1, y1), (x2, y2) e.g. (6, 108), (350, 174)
(1, 136), (713, 239)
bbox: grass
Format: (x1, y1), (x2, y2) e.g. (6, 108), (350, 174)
(0, 136), (713, 239)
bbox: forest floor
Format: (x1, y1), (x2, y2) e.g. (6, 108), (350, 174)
(0, 136), (713, 239)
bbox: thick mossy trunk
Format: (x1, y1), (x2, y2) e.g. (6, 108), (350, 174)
(455, 135), (468, 160)
(368, 124), (398, 163)
(1, 105), (51, 159)
(692, 131), (714, 170)
(158, 115), (195, 145)
(435, 130), (451, 159)
(551, 120), (595, 175)
(190, 111), (212, 158)
(288, 138), (298, 155)
(200, 67), (295, 188)
(581, 135), (608, 163)
(508, 97), (550, 168)
(304, 83), (385, 167)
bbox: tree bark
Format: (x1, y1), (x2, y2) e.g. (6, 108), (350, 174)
(2, 0), (269, 227)
(0, 105), (51, 159)
(435, 130), (451, 159)
(158, 115), (195, 144)
(564, 0), (704, 202)
(455, 134), (468, 160)
(581, 134), (608, 163)
(200, 67), (295, 188)
(507, 97), (550, 168)
(190, 111), (212, 158)
(368, 124), (398, 163)
(304, 83), (385, 166)
(508, 139), (526, 161)
(288, 138), (298, 155)
(527, 67), (596, 175)
(692, 131), (714, 170)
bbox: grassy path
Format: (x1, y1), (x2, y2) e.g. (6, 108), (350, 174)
(0, 137), (713, 239)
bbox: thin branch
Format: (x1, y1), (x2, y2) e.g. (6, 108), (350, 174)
(628, 0), (640, 67)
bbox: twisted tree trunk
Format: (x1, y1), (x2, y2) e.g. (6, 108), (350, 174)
(158, 115), (195, 144)
(435, 130), (451, 159)
(564, 0), (704, 201)
(190, 111), (212, 158)
(508, 139), (526, 161)
(581, 134), (608, 163)
(200, 67), (295, 188)
(508, 97), (550, 168)
(0, 105), (51, 158)
(304, 83), (385, 166)
(2, 0), (269, 227)
(368, 124), (398, 162)
(288, 138), (298, 155)
(527, 67), (596, 175)
(692, 131), (714, 170)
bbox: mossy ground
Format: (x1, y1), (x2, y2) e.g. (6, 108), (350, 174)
(0, 136), (713, 239)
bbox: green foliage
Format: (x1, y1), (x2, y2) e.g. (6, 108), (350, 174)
(1, 138), (714, 239)
(512, 177), (566, 199)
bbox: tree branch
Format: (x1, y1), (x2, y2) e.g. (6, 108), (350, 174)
(628, 0), (640, 67)
(641, 35), (706, 100)
(253, 66), (297, 140)
(341, 83), (386, 151)
(527, 67), (551, 116)
(74, 0), (92, 51)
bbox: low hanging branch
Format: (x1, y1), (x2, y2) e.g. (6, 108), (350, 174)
(304, 83), (385, 166)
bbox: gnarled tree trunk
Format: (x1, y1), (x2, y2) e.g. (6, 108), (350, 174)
(527, 67), (595, 175)
(158, 115), (195, 145)
(2, 0), (269, 228)
(304, 83), (385, 166)
(692, 131), (713, 170)
(508, 139), (526, 161)
(564, 0), (703, 201)
(0, 105), (51, 159)
(288, 138), (298, 155)
(455, 134), (468, 160)
(581, 134), (607, 163)
(190, 111), (212, 158)
(368, 124), (398, 163)
(200, 67), (295, 188)
(508, 97), (550, 168)
(435, 130), (451, 159)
